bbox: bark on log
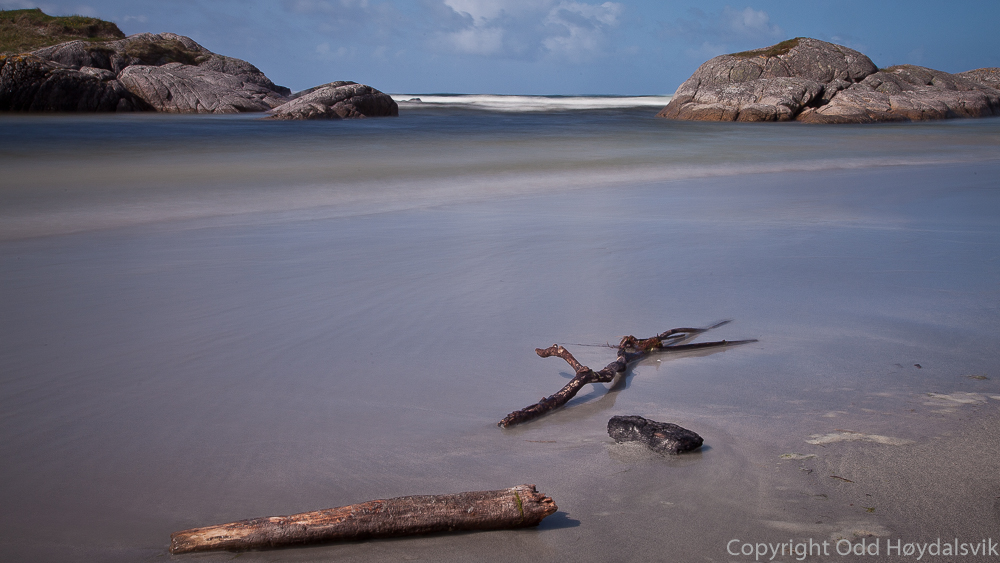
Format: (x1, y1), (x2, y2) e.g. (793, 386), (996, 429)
(169, 484), (557, 554)
(498, 322), (756, 427)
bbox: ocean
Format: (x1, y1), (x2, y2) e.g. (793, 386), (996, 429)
(2, 96), (1000, 562)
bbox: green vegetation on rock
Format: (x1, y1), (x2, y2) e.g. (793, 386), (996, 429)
(120, 38), (209, 66)
(730, 37), (802, 59)
(0, 8), (124, 55)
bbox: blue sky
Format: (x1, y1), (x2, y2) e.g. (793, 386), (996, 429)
(5, 0), (1000, 94)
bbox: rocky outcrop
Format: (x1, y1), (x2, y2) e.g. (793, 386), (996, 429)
(266, 81), (398, 120)
(118, 63), (286, 113)
(658, 37), (1000, 123)
(0, 8), (125, 54)
(0, 53), (148, 111)
(8, 32), (293, 114)
(1, 18), (396, 119)
(29, 33), (290, 96)
(799, 64), (1000, 123)
(959, 68), (1000, 89)
(0, 32), (290, 113)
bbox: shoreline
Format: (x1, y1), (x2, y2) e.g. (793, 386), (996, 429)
(2, 113), (999, 242)
(2, 116), (1000, 561)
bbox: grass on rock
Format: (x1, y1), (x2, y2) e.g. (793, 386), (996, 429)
(0, 8), (124, 55)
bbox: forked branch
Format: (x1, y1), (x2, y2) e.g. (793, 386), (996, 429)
(498, 322), (755, 427)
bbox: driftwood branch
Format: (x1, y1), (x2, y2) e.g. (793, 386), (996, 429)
(498, 322), (756, 427)
(170, 484), (556, 554)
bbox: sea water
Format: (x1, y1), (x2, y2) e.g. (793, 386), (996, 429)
(2, 98), (1000, 562)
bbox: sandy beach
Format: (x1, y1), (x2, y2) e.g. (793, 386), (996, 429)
(1, 111), (999, 562)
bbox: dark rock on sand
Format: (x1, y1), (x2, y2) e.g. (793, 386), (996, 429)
(267, 81), (398, 120)
(658, 37), (1000, 123)
(607, 415), (703, 455)
(0, 53), (148, 111)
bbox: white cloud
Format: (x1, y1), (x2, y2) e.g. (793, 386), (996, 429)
(0, 1), (94, 15)
(316, 41), (341, 59)
(543, 1), (622, 60)
(277, 0), (624, 62)
(684, 41), (728, 61)
(437, 0), (545, 56)
(286, 0), (369, 12)
(662, 6), (783, 41)
(439, 0), (622, 59)
(282, 0), (377, 26)
(447, 25), (505, 55)
(722, 6), (782, 39)
(72, 4), (97, 16)
(443, 0), (537, 22)
(830, 35), (869, 54)
(660, 5), (784, 61)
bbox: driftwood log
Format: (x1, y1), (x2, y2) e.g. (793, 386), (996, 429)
(499, 322), (755, 427)
(169, 484), (556, 554)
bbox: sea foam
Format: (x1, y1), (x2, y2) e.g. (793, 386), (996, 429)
(391, 94), (673, 112)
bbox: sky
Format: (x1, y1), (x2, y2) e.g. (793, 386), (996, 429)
(5, 0), (1000, 94)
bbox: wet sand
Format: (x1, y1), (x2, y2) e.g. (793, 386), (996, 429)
(2, 119), (1000, 561)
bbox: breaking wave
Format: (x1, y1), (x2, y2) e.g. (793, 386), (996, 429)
(390, 94), (672, 112)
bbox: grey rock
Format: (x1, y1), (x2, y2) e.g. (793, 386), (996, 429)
(6, 31), (394, 118)
(78, 66), (115, 81)
(658, 38), (1000, 123)
(30, 33), (210, 75)
(658, 38), (875, 122)
(958, 68), (1000, 89)
(607, 415), (703, 455)
(663, 76), (824, 122)
(0, 53), (147, 112)
(798, 65), (1000, 123)
(29, 32), (289, 96)
(4, 32), (295, 113)
(197, 53), (291, 96)
(267, 81), (398, 120)
(118, 63), (287, 113)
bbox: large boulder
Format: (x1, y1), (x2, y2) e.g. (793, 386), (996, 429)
(3, 27), (300, 114)
(658, 37), (1000, 123)
(658, 38), (875, 122)
(0, 53), (147, 111)
(267, 81), (398, 120)
(118, 63), (287, 113)
(30, 33), (290, 96)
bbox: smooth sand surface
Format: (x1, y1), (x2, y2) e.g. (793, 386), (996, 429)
(2, 159), (999, 561)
